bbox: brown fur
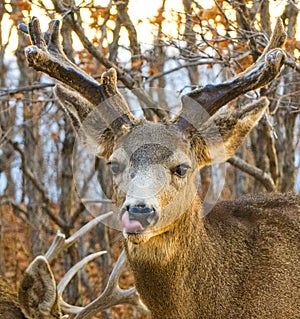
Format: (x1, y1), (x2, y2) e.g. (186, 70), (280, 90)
(0, 277), (26, 319)
(125, 193), (300, 319)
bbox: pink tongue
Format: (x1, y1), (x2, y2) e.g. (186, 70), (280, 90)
(122, 211), (144, 233)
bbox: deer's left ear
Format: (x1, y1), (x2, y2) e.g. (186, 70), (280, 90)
(18, 256), (61, 319)
(189, 97), (269, 167)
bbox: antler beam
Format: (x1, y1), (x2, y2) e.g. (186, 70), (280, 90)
(43, 212), (148, 317)
(181, 18), (286, 118)
(44, 211), (113, 262)
(19, 18), (134, 131)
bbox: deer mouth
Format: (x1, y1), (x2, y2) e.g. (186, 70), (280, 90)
(121, 206), (158, 234)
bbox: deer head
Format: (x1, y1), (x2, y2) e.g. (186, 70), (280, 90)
(19, 17), (286, 246)
(106, 97), (271, 244)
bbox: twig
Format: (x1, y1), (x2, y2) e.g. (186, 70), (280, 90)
(285, 57), (300, 73)
(147, 49), (252, 84)
(115, 0), (142, 73)
(68, 202), (86, 228)
(0, 83), (55, 97)
(227, 156), (276, 192)
(9, 141), (66, 228)
(146, 59), (215, 83)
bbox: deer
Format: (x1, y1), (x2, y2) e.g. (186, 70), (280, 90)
(17, 17), (300, 319)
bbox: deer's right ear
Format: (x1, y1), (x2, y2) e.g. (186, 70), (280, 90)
(18, 256), (61, 319)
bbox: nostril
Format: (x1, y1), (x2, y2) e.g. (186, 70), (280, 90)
(129, 206), (142, 215)
(141, 207), (153, 214)
(128, 205), (152, 215)
(126, 205), (158, 228)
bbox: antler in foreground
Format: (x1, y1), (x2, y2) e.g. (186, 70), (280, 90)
(1, 212), (147, 319)
(44, 212), (148, 318)
(58, 250), (148, 319)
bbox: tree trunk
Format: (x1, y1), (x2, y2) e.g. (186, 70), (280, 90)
(276, 2), (298, 192)
(58, 19), (80, 305)
(13, 1), (46, 257)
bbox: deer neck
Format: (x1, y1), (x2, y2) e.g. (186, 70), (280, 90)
(124, 195), (216, 318)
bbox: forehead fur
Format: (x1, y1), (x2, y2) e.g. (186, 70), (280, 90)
(115, 120), (191, 156)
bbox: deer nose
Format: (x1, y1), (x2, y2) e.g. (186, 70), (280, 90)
(128, 204), (158, 227)
(121, 204), (158, 233)
(129, 204), (152, 215)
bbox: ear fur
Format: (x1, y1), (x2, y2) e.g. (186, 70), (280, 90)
(54, 84), (94, 131)
(18, 256), (61, 319)
(189, 97), (269, 166)
(55, 84), (115, 158)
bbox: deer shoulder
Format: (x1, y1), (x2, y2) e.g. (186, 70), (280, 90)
(0, 276), (26, 319)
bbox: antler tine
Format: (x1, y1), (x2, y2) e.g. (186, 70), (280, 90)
(19, 18), (100, 104)
(69, 250), (149, 319)
(45, 215), (148, 317)
(57, 251), (108, 314)
(46, 19), (61, 53)
(180, 18), (286, 125)
(264, 18), (286, 52)
(45, 212), (113, 262)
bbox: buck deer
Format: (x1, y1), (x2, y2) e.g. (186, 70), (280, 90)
(18, 17), (300, 319)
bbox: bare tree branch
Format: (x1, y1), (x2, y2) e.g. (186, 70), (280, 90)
(10, 141), (66, 228)
(285, 57), (300, 73)
(227, 155), (276, 192)
(0, 83), (55, 97)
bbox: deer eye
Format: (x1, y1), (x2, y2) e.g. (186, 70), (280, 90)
(108, 161), (122, 175)
(172, 164), (190, 178)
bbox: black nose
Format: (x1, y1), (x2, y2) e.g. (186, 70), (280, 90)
(127, 204), (158, 228)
